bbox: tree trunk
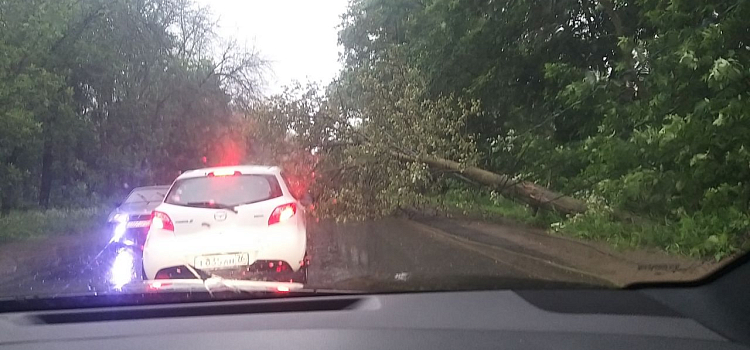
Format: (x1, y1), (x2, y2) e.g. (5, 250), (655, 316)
(39, 140), (54, 208)
(599, 0), (647, 99)
(392, 152), (588, 216)
(392, 151), (644, 222)
(1, 191), (13, 216)
(2, 148), (21, 215)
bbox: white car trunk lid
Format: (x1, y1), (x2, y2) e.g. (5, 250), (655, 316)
(161, 199), (287, 236)
(158, 172), (292, 236)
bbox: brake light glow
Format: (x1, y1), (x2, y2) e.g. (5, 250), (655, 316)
(148, 281), (172, 290)
(209, 170), (240, 177)
(150, 211), (174, 231)
(268, 203), (296, 225)
(276, 285), (290, 292)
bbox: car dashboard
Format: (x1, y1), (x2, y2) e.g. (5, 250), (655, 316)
(0, 287), (747, 350)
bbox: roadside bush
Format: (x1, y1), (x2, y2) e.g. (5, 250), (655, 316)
(551, 206), (749, 261)
(0, 207), (107, 242)
(436, 184), (747, 260)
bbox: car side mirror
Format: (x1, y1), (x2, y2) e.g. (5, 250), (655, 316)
(300, 193), (313, 207)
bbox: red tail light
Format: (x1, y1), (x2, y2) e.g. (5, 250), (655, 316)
(150, 211), (174, 231)
(209, 170), (240, 177)
(268, 203), (296, 225)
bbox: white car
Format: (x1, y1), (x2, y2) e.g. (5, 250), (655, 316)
(142, 165), (309, 284)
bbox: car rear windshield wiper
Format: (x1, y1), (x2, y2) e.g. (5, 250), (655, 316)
(185, 201), (238, 213)
(228, 199), (267, 207)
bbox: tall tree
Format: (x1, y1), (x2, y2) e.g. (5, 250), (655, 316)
(0, 0), (265, 210)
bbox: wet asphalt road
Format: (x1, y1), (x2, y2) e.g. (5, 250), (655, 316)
(0, 217), (599, 298)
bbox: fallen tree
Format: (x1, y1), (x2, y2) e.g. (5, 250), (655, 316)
(391, 152), (588, 216)
(249, 82), (593, 219)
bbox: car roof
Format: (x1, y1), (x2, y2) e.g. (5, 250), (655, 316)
(176, 165), (281, 180)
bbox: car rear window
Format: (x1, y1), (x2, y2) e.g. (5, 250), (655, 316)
(165, 174), (282, 207)
(123, 188), (168, 203)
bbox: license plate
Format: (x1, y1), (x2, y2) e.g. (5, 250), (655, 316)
(126, 220), (150, 228)
(194, 253), (250, 270)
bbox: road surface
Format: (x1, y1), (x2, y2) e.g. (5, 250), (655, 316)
(0, 216), (710, 298)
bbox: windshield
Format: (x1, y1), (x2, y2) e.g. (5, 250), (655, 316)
(124, 188), (168, 204)
(166, 175), (282, 207)
(0, 0), (748, 305)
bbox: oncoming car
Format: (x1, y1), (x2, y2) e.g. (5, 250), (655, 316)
(107, 186), (170, 247)
(142, 166), (309, 284)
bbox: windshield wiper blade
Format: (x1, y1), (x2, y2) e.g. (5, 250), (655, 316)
(185, 201), (238, 213)
(228, 199), (265, 207)
(186, 264), (212, 281)
(134, 264), (349, 295)
(182, 264), (304, 294)
(183, 264), (240, 295)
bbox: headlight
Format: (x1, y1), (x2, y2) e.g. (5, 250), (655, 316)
(111, 213), (129, 223)
(112, 222), (127, 242)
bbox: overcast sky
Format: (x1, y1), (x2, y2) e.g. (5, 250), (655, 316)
(196, 0), (350, 95)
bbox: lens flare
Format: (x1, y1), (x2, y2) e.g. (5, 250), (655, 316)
(109, 248), (136, 290)
(111, 222), (127, 243)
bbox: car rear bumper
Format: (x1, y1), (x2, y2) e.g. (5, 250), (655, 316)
(150, 259), (308, 282)
(142, 225), (306, 280)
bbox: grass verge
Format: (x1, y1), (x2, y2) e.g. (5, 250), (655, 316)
(554, 209), (749, 261)
(430, 188), (561, 228)
(0, 207), (107, 243)
(431, 188), (748, 260)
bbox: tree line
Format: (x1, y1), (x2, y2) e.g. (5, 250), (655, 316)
(0, 0), (262, 212)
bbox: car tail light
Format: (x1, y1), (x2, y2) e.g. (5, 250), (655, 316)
(209, 170), (240, 177)
(150, 211), (174, 231)
(268, 203), (296, 225)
